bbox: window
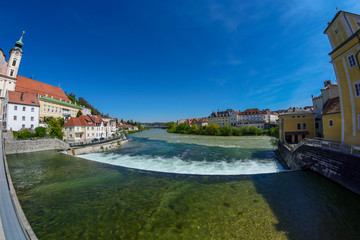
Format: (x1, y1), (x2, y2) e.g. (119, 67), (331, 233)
(31, 116), (34, 121)
(22, 116), (25, 121)
(44, 105), (46, 111)
(354, 81), (360, 98)
(31, 107), (34, 112)
(69, 134), (73, 138)
(329, 119), (334, 127)
(52, 106), (54, 112)
(348, 54), (357, 68)
(10, 69), (14, 76)
(23, 106), (26, 111)
(92, 127), (94, 130)
(13, 116), (17, 120)
(92, 133), (95, 136)
(302, 123), (307, 130)
(22, 124), (25, 128)
(12, 59), (16, 66)
(48, 106), (50, 111)
(14, 106), (17, 111)
(31, 124), (34, 129)
(297, 123), (301, 130)
(56, 107), (58, 113)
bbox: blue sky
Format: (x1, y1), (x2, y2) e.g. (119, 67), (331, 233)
(1, 0), (360, 122)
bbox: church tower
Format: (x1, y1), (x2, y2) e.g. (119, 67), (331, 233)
(6, 31), (25, 78)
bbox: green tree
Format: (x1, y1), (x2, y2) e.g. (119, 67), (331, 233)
(232, 127), (242, 136)
(34, 127), (47, 137)
(220, 125), (233, 136)
(46, 118), (63, 139)
(269, 126), (279, 138)
(204, 124), (220, 135)
(18, 130), (31, 139)
(191, 124), (199, 134)
(76, 110), (83, 117)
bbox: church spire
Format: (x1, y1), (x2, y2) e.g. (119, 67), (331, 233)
(15, 31), (25, 50)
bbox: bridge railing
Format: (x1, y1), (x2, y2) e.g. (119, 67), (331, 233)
(294, 138), (360, 156)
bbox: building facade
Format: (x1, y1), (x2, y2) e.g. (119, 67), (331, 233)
(279, 107), (315, 144)
(237, 108), (278, 130)
(325, 10), (360, 145)
(322, 97), (342, 141)
(312, 80), (339, 137)
(63, 115), (97, 143)
(208, 109), (237, 127)
(0, 32), (25, 118)
(2, 91), (39, 131)
(39, 96), (81, 122)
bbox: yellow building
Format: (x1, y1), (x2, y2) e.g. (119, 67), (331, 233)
(279, 107), (315, 144)
(322, 97), (342, 141)
(39, 96), (81, 122)
(63, 115), (97, 143)
(324, 11), (360, 146)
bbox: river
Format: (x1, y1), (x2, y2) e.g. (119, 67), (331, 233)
(7, 129), (360, 239)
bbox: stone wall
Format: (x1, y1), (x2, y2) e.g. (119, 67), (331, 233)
(68, 139), (131, 155)
(5, 138), (70, 155)
(279, 143), (360, 195)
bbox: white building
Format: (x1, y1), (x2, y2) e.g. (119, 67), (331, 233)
(0, 32), (25, 118)
(102, 116), (117, 137)
(237, 108), (278, 130)
(2, 91), (39, 131)
(81, 106), (91, 115)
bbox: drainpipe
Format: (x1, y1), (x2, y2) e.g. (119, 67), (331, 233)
(356, 34), (360, 71)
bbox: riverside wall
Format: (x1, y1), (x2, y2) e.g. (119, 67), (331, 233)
(68, 139), (131, 155)
(4, 138), (70, 155)
(279, 143), (360, 195)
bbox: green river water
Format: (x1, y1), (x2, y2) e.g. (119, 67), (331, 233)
(7, 129), (360, 239)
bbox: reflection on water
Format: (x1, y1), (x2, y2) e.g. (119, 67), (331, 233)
(6, 130), (360, 239)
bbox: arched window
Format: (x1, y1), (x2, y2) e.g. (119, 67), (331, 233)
(12, 59), (17, 66)
(10, 69), (14, 76)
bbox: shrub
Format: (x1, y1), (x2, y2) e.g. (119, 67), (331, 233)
(13, 131), (18, 139)
(34, 127), (47, 137)
(18, 130), (31, 139)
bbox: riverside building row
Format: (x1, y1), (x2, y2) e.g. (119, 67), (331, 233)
(279, 10), (360, 147)
(178, 108), (279, 129)
(0, 33), (91, 132)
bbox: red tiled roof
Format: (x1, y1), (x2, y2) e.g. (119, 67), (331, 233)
(8, 91), (39, 106)
(16, 75), (70, 102)
(322, 97), (341, 115)
(64, 115), (96, 126)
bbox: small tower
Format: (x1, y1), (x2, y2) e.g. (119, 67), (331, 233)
(6, 31), (25, 78)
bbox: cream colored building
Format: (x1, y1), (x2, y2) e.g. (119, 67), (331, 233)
(63, 115), (97, 143)
(39, 96), (81, 122)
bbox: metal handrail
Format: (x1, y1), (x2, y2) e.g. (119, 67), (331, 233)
(69, 134), (125, 147)
(299, 138), (360, 155)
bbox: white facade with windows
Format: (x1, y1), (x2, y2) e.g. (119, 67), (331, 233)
(2, 91), (39, 131)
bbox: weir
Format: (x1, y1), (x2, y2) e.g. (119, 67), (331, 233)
(0, 133), (37, 239)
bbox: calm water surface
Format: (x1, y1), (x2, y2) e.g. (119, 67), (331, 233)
(7, 130), (360, 239)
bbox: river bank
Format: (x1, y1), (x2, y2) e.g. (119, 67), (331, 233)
(6, 130), (360, 239)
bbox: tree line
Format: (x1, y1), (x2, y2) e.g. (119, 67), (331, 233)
(167, 122), (279, 138)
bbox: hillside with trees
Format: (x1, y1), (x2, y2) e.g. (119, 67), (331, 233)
(66, 92), (101, 115)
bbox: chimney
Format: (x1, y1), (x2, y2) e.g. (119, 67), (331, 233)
(20, 92), (24, 102)
(324, 80), (331, 88)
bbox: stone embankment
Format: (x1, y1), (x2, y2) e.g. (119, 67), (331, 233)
(68, 138), (131, 155)
(4, 138), (70, 155)
(279, 143), (360, 195)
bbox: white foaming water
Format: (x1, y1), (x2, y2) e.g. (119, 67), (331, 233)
(77, 152), (280, 175)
